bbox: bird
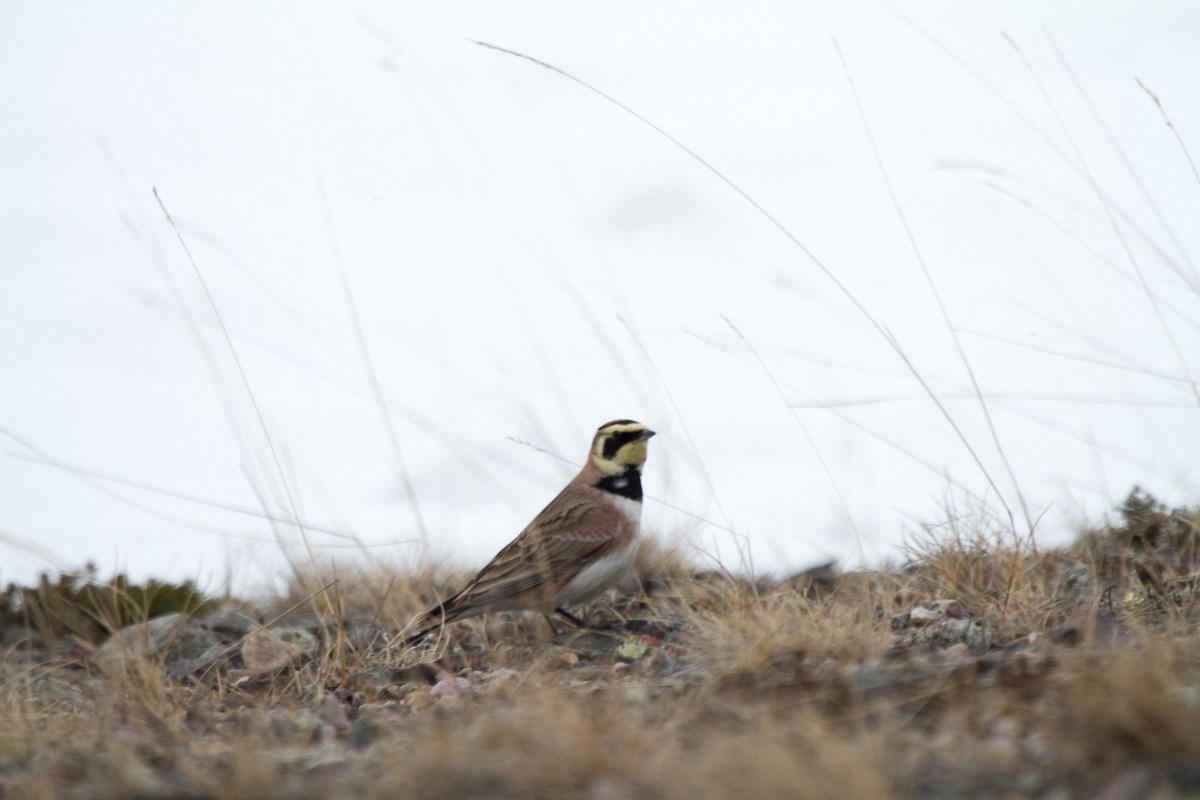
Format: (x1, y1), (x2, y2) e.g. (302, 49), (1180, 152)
(405, 419), (656, 645)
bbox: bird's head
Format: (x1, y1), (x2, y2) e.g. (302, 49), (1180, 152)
(590, 419), (655, 476)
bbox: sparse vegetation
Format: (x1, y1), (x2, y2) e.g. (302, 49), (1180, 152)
(3, 489), (1200, 798)
(1, 564), (214, 643)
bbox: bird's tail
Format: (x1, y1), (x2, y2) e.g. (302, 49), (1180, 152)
(403, 601), (459, 646)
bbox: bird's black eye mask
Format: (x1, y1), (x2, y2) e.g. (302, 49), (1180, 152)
(602, 429), (645, 460)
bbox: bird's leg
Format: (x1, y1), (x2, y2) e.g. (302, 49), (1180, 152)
(555, 608), (587, 627)
(555, 608), (622, 632)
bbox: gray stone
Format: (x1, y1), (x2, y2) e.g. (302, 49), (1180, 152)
(94, 613), (220, 674)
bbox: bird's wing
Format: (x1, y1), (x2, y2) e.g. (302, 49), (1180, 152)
(443, 494), (623, 612)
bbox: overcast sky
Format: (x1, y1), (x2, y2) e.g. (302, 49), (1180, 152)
(2, 2), (1198, 591)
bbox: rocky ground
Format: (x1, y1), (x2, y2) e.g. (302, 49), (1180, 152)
(3, 489), (1200, 798)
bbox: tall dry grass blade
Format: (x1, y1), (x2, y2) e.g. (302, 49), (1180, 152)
(318, 183), (429, 549)
(475, 39), (1029, 538)
(1137, 78), (1200, 194)
(152, 189), (328, 613)
(721, 315), (864, 562)
(1001, 35), (1200, 408)
(835, 39), (1031, 535)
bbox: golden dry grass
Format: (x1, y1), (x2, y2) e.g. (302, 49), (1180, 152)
(3, 491), (1200, 798)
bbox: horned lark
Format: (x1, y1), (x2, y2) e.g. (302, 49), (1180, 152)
(406, 419), (655, 645)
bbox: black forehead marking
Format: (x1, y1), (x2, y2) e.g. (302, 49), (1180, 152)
(602, 428), (643, 459)
(598, 419), (639, 431)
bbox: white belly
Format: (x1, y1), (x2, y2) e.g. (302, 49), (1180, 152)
(609, 494), (643, 525)
(557, 538), (640, 608)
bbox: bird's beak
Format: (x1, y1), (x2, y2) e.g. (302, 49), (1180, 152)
(640, 429), (657, 440)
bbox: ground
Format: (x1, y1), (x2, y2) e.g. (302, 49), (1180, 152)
(2, 488), (1200, 799)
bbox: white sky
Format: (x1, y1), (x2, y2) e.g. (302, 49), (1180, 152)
(2, 2), (1198, 591)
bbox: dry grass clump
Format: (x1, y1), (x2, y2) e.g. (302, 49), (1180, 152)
(1, 564), (213, 644)
(4, 490), (1200, 798)
(1074, 487), (1200, 613)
